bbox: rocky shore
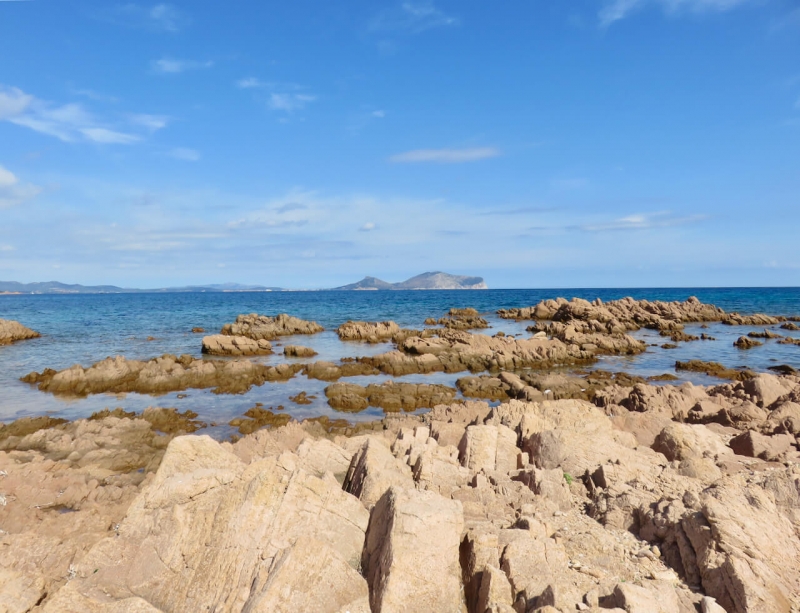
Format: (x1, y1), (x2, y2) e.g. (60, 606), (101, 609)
(4, 297), (800, 612)
(2, 370), (800, 612)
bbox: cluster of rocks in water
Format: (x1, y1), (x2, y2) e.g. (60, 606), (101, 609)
(4, 297), (800, 611)
(3, 370), (800, 611)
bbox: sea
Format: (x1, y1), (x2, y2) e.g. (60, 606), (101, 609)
(2, 288), (799, 438)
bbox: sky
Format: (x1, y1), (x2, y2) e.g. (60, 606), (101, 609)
(0, 0), (798, 289)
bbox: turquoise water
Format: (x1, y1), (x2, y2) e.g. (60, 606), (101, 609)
(1, 288), (799, 436)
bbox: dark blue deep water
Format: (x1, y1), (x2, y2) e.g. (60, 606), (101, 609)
(2, 288), (799, 436)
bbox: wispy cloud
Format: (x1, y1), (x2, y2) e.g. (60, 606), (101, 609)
(0, 86), (33, 119)
(151, 58), (213, 74)
(479, 206), (558, 216)
(0, 165), (41, 209)
(599, 0), (756, 26)
(0, 84), (162, 144)
(359, 222), (376, 232)
(167, 147), (201, 161)
(129, 113), (170, 131)
(268, 93), (316, 112)
(370, 2), (459, 33)
(98, 4), (187, 32)
(389, 147), (500, 163)
(577, 211), (707, 232)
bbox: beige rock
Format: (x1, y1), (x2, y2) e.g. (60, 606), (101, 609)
(337, 320), (400, 342)
(343, 438), (414, 509)
(613, 582), (681, 613)
(729, 430), (794, 461)
(201, 334), (272, 356)
(0, 568), (46, 613)
(283, 344), (318, 357)
(476, 564), (514, 613)
(0, 318), (40, 345)
(245, 536), (369, 612)
(652, 423), (732, 463)
(43, 435), (369, 612)
(362, 486), (465, 613)
(221, 312), (324, 340)
(459, 425), (518, 474)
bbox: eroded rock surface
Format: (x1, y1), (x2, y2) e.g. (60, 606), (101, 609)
(22, 354), (303, 396)
(0, 318), (40, 345)
(221, 312), (324, 340)
(201, 334), (272, 356)
(337, 320), (400, 343)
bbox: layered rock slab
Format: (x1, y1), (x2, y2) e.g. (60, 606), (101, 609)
(0, 318), (40, 345)
(221, 313), (323, 340)
(42, 435), (369, 613)
(362, 485), (465, 613)
(201, 334), (272, 356)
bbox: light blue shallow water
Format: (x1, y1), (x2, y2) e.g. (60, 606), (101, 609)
(1, 288), (799, 436)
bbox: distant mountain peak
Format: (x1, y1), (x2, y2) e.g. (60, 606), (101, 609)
(333, 272), (487, 291)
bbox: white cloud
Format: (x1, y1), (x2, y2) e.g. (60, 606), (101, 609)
(149, 4), (182, 32)
(0, 245), (14, 252)
(389, 147), (501, 163)
(0, 84), (163, 144)
(80, 127), (142, 144)
(151, 58), (213, 74)
(237, 77), (262, 89)
(360, 222), (376, 231)
(129, 113), (170, 131)
(0, 165), (41, 209)
(268, 93), (316, 112)
(168, 147), (201, 161)
(370, 3), (459, 33)
(372, 110), (386, 118)
(600, 0), (756, 26)
(577, 211), (707, 232)
(0, 86), (33, 119)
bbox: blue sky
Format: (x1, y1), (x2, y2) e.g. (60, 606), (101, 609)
(0, 0), (798, 289)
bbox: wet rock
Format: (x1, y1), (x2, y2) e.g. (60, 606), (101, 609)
(336, 320), (400, 343)
(325, 380), (457, 412)
(362, 486), (465, 613)
(0, 318), (40, 345)
(23, 354), (303, 396)
(228, 405), (291, 435)
(202, 333), (273, 356)
(221, 312), (324, 340)
(303, 359), (380, 381)
(191, 327), (205, 333)
(748, 328), (783, 339)
(734, 335), (762, 349)
(283, 344), (318, 357)
(289, 391), (316, 405)
(675, 360), (755, 381)
(781, 322), (800, 331)
(434, 308), (490, 330)
(0, 415), (68, 445)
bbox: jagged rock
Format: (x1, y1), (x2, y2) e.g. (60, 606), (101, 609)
(228, 405), (291, 434)
(729, 430), (794, 461)
(283, 344), (318, 357)
(652, 423), (732, 463)
(362, 486), (465, 613)
(477, 564), (514, 613)
(42, 435), (369, 612)
(22, 354), (303, 396)
(459, 425), (519, 474)
(343, 438), (414, 509)
(201, 334), (272, 356)
(337, 320), (400, 342)
(0, 318), (40, 345)
(675, 360), (755, 381)
(221, 313), (324, 340)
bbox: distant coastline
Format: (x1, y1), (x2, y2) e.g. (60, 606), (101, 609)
(0, 271), (488, 294)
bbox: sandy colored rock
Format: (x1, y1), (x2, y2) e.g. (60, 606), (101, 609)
(459, 424), (519, 474)
(283, 344), (318, 357)
(326, 380), (457, 412)
(221, 312), (324, 340)
(201, 334), (272, 356)
(0, 318), (40, 345)
(23, 354), (303, 396)
(362, 485), (465, 613)
(337, 320), (400, 342)
(734, 335), (762, 349)
(343, 437), (414, 509)
(729, 429), (794, 461)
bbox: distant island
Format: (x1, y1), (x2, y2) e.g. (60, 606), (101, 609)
(0, 281), (282, 295)
(0, 272), (488, 294)
(333, 272), (488, 291)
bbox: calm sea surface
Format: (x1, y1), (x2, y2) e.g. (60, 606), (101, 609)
(2, 288), (799, 437)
